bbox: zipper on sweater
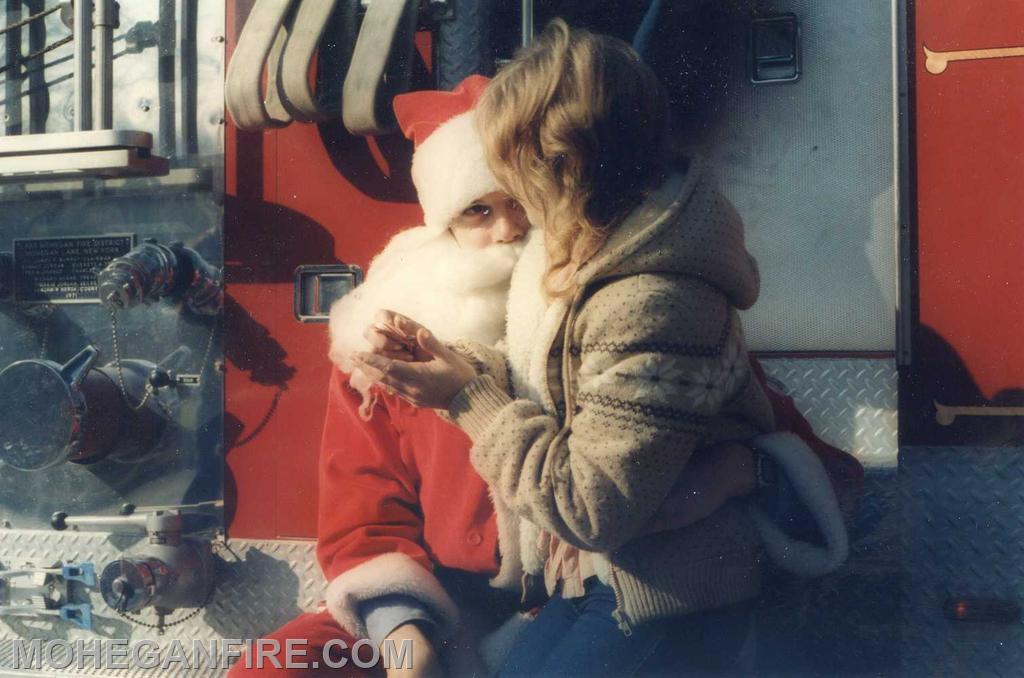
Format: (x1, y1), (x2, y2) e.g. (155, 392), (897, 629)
(607, 564), (634, 636)
(560, 292), (583, 426)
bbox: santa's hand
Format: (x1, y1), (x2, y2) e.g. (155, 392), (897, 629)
(352, 328), (478, 409)
(363, 310), (433, 362)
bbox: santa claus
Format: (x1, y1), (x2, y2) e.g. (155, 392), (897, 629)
(228, 76), (858, 677)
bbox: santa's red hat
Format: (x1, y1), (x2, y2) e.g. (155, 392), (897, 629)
(393, 75), (501, 235)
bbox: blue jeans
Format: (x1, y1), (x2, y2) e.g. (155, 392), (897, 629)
(498, 577), (754, 677)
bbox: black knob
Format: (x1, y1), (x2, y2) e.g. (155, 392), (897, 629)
(148, 369), (173, 389)
(51, 511), (68, 531)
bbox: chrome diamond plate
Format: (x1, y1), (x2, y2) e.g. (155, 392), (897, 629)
(758, 357), (898, 468)
(0, 531), (321, 677)
(900, 446), (1024, 678)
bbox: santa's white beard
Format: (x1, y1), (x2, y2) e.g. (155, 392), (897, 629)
(328, 226), (523, 384)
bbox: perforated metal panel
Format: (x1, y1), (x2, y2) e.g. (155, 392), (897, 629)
(711, 0), (899, 352)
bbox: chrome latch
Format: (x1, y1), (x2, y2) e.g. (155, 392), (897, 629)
(294, 264), (362, 323)
(750, 14), (801, 84)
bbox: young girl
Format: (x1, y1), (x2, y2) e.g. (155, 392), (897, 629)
(352, 20), (788, 676)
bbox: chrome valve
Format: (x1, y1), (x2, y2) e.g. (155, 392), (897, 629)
(97, 240), (222, 316)
(52, 508), (216, 616)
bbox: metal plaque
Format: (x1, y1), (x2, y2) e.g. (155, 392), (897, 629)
(13, 235), (136, 305)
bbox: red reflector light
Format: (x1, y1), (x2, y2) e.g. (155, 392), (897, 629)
(943, 597), (1021, 624)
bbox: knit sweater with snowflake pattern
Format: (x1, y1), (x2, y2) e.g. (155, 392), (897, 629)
(448, 156), (776, 633)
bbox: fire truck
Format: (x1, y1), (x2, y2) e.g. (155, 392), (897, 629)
(0, 0), (1021, 675)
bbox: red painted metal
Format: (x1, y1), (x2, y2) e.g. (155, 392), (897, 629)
(915, 1), (1024, 401)
(224, 0), (429, 538)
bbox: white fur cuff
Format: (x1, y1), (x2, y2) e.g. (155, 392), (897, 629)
(748, 431), (850, 577)
(324, 553), (460, 641)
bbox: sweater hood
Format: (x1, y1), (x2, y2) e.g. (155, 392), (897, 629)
(575, 156), (761, 310)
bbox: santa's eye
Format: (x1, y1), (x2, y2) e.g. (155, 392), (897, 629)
(462, 204), (491, 219)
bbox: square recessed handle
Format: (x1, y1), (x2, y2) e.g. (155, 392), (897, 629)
(294, 264), (363, 323)
(750, 14), (801, 84)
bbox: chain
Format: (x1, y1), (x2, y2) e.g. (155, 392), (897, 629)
(0, 34), (72, 76)
(33, 305), (53, 359)
(109, 307), (154, 411)
(0, 2), (60, 36)
(38, 320), (49, 358)
(196, 318), (219, 383)
(114, 586), (215, 634)
(109, 307), (220, 411)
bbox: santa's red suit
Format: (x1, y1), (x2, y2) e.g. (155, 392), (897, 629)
(228, 77), (863, 676)
(228, 77), (529, 677)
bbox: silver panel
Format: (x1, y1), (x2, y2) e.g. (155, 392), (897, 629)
(0, 190), (224, 528)
(901, 447), (1024, 677)
(0, 531), (323, 677)
(759, 357), (898, 468)
(0, 2), (225, 160)
(711, 0), (898, 352)
(0, 1), (226, 529)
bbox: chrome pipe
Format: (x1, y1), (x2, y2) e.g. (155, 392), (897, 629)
(92, 0), (115, 129)
(521, 0), (534, 47)
(5, 0), (23, 135)
(73, 0), (92, 130)
(157, 0), (175, 156)
(176, 0), (198, 156)
(24, 0), (47, 133)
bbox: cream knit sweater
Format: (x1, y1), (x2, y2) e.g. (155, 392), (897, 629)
(449, 157), (776, 633)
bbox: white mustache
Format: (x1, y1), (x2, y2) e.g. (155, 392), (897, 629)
(435, 238), (526, 290)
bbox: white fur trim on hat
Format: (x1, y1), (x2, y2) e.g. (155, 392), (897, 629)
(411, 110), (502, 235)
(747, 431), (850, 577)
(324, 552), (460, 641)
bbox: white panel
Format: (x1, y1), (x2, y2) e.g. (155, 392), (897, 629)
(704, 1), (898, 351)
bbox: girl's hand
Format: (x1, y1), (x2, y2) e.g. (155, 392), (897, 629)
(362, 310), (434, 362)
(353, 326), (478, 409)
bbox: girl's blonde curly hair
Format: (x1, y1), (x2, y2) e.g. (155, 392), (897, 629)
(475, 18), (673, 297)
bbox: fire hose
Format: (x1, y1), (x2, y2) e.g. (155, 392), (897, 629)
(225, 0), (417, 135)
